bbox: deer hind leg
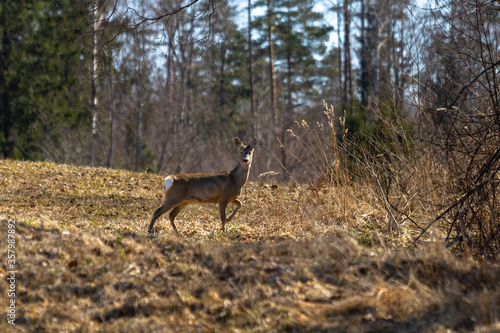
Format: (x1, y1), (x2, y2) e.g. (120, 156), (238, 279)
(168, 202), (188, 235)
(226, 199), (242, 223)
(148, 198), (183, 234)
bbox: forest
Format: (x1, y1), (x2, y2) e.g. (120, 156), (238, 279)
(1, 0), (499, 257)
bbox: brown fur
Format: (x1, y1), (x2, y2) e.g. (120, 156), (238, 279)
(147, 137), (257, 234)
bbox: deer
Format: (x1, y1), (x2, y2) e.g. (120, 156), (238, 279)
(147, 137), (258, 235)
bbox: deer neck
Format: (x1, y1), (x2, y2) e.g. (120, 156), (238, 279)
(231, 161), (251, 187)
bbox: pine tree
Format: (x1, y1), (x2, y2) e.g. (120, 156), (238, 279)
(254, 0), (331, 176)
(0, 0), (89, 159)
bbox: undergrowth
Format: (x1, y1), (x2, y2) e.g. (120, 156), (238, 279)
(1, 158), (499, 332)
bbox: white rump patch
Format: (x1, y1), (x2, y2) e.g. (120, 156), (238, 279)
(164, 176), (174, 192)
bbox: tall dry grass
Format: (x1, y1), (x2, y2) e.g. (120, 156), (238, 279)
(284, 102), (350, 222)
(283, 101), (499, 256)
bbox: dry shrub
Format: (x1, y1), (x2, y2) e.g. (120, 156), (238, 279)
(284, 102), (354, 224)
(283, 102), (432, 248)
(352, 109), (499, 260)
(286, 98), (499, 260)
(411, 0), (500, 260)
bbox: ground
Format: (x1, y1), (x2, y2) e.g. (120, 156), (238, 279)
(0, 159), (499, 332)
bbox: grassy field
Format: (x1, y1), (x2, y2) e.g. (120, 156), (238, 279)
(1, 159), (499, 332)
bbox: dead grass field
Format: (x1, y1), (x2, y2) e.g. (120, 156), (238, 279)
(1, 159), (499, 332)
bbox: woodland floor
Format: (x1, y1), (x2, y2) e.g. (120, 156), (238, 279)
(0, 159), (499, 332)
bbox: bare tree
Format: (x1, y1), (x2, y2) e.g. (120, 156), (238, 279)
(248, 0), (256, 137)
(267, 0), (278, 133)
(90, 0), (106, 166)
(343, 0), (353, 106)
(415, 0), (500, 260)
(104, 49), (115, 168)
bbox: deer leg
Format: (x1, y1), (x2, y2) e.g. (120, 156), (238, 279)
(148, 198), (182, 234)
(168, 203), (187, 235)
(218, 201), (228, 232)
(226, 199), (242, 223)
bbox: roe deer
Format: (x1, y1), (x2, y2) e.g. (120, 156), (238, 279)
(147, 137), (258, 235)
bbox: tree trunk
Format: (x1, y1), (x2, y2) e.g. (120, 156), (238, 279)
(266, 0), (278, 172)
(176, 13), (195, 174)
(373, 14), (381, 115)
(337, 3), (343, 106)
(219, 41), (226, 130)
(135, 89), (143, 172)
(134, 29), (144, 172)
(248, 0), (256, 137)
(359, 0), (368, 107)
(282, 43), (293, 179)
(106, 52), (114, 169)
(166, 30), (175, 107)
(267, 0), (278, 133)
(157, 29), (176, 172)
(343, 0), (352, 107)
(90, 1), (99, 166)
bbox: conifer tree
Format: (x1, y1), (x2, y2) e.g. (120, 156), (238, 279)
(0, 0), (89, 160)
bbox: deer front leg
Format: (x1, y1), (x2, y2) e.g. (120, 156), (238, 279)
(218, 201), (228, 231)
(226, 199), (242, 223)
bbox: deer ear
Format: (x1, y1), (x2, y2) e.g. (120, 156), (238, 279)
(250, 137), (258, 149)
(234, 137), (242, 147)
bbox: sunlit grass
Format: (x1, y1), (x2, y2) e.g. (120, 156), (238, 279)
(0, 159), (499, 331)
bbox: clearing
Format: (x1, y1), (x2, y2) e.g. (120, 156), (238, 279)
(0, 159), (499, 332)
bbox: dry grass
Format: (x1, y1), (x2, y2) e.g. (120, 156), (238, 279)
(0, 158), (403, 243)
(1, 159), (499, 332)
